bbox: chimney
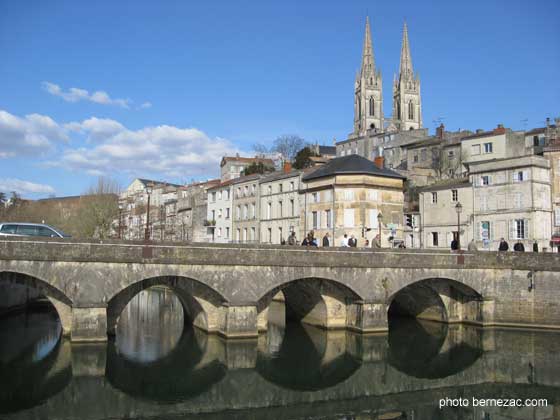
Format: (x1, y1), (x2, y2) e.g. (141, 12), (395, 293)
(436, 123), (445, 139)
(494, 124), (506, 134)
(283, 161), (292, 173)
(546, 117), (550, 128)
(374, 156), (384, 169)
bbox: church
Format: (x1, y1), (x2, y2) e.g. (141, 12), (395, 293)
(351, 17), (422, 137)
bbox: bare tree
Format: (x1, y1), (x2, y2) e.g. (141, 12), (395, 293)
(252, 135), (307, 161)
(76, 177), (121, 239)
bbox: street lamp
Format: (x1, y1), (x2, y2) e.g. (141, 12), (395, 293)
(455, 202), (463, 250)
(144, 184), (153, 241)
(377, 212), (383, 247)
(118, 203), (123, 240)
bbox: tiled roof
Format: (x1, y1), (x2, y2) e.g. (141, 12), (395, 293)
(302, 154), (405, 181)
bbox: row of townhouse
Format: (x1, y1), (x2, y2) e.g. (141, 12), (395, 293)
(417, 121), (560, 252)
(206, 156), (406, 247)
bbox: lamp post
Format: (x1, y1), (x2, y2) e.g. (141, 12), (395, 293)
(118, 203), (123, 239)
(144, 184), (153, 241)
(377, 212), (383, 247)
(455, 202), (463, 251)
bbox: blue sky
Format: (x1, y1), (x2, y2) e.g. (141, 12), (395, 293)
(1, 0), (559, 198)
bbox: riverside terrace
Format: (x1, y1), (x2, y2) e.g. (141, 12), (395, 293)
(0, 237), (559, 342)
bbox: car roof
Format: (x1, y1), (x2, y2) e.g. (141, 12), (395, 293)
(0, 222), (56, 228)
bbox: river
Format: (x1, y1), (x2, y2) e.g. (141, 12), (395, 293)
(1, 287), (559, 419)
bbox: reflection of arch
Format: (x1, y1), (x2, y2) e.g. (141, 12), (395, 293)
(388, 318), (482, 379)
(106, 326), (226, 402)
(0, 271), (73, 335)
(257, 323), (361, 391)
(0, 316), (72, 414)
(106, 276), (227, 336)
(257, 277), (362, 329)
(389, 277), (484, 325)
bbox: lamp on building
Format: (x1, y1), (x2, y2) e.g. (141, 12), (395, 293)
(144, 184), (153, 241)
(377, 212), (383, 246)
(455, 202), (463, 250)
(118, 203), (123, 240)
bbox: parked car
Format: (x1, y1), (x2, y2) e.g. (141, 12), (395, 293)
(0, 222), (71, 239)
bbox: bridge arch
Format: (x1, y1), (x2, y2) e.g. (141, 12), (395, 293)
(256, 277), (363, 331)
(0, 270), (73, 335)
(388, 277), (484, 325)
(106, 275), (227, 337)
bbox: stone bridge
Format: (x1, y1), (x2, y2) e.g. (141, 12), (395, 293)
(0, 237), (559, 341)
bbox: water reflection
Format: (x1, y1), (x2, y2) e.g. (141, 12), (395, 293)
(1, 288), (560, 419)
(115, 286), (184, 363)
(388, 317), (483, 379)
(0, 308), (71, 414)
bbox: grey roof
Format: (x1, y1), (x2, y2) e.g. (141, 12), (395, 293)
(137, 178), (183, 188)
(260, 170), (302, 183)
(318, 145), (337, 156)
(302, 154), (405, 181)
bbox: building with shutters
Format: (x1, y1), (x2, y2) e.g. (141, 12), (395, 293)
(231, 174), (261, 243)
(300, 154), (405, 248)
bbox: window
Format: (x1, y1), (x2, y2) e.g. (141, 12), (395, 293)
(513, 193), (522, 209)
(369, 97), (375, 116)
(236, 229), (240, 241)
(312, 211), (319, 229)
(268, 227), (272, 243)
(251, 227), (256, 241)
(533, 135), (539, 146)
(479, 195), (488, 211)
(344, 189), (354, 201)
(243, 205), (248, 219)
(311, 192), (319, 203)
(408, 101), (414, 120)
(452, 189), (458, 202)
(324, 190), (333, 202)
(267, 202), (272, 219)
(244, 185), (249, 196)
(279, 184), (283, 193)
(512, 219), (528, 239)
(448, 150), (455, 159)
(471, 144), (481, 155)
(267, 185), (272, 195)
(37, 226), (57, 237)
(278, 227), (283, 242)
(483, 142), (493, 154)
(413, 153), (419, 163)
(0, 224), (17, 234)
(237, 187), (241, 198)
(480, 221), (491, 241)
(225, 189), (230, 200)
(211, 210), (215, 221)
(251, 184), (256, 195)
(343, 208), (354, 227)
(236, 206), (240, 219)
(290, 181), (295, 191)
(368, 190), (378, 201)
(290, 199), (295, 216)
(218, 208), (222, 218)
(243, 228), (247, 242)
(278, 200), (283, 218)
(555, 208), (560, 226)
(325, 209), (332, 228)
(512, 170), (527, 182)
(431, 192), (438, 204)
(217, 227), (222, 237)
(251, 203), (255, 218)
(225, 227), (230, 238)
(481, 175), (490, 186)
(211, 192), (216, 202)
(420, 149), (427, 161)
(217, 191), (222, 200)
(432, 232), (439, 247)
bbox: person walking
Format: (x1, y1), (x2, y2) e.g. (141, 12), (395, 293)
(340, 234), (349, 247)
(348, 235), (358, 247)
(450, 238), (459, 251)
(364, 239), (370, 247)
(513, 240), (525, 252)
(372, 234), (381, 249)
(467, 239), (478, 251)
(498, 238), (509, 251)
(322, 232), (331, 247)
(533, 240), (538, 253)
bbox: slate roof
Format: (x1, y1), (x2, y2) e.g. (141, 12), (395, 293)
(318, 145), (337, 156)
(302, 154), (405, 181)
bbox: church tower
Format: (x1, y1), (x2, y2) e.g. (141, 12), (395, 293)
(392, 22), (422, 131)
(353, 17), (383, 136)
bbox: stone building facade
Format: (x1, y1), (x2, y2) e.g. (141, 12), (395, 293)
(220, 156), (274, 181)
(300, 155), (405, 247)
(418, 178), (473, 249)
(206, 180), (234, 243)
(259, 170), (302, 244)
(175, 179), (220, 242)
(231, 174), (261, 243)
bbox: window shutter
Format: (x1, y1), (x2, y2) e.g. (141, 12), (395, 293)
(317, 211), (321, 229)
(509, 220), (516, 240)
(524, 219), (529, 239)
(512, 171), (518, 182)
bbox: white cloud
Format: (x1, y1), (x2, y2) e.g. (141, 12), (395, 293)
(0, 110), (68, 158)
(51, 118), (241, 178)
(42, 81), (133, 109)
(138, 102), (152, 109)
(0, 178), (55, 195)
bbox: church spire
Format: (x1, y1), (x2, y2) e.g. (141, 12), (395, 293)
(360, 16), (375, 76)
(398, 21), (413, 78)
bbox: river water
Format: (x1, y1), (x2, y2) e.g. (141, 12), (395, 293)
(1, 287), (559, 420)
